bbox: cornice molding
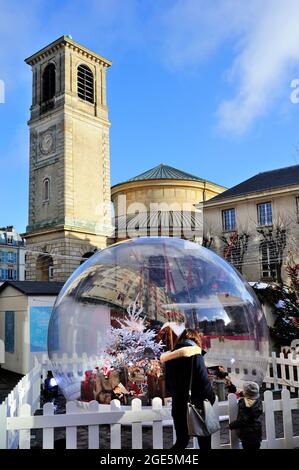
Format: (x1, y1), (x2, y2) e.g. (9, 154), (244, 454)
(25, 35), (112, 67)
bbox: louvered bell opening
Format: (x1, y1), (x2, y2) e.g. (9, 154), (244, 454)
(77, 64), (94, 104)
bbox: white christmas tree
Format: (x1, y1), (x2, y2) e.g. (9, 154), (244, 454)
(106, 294), (163, 367)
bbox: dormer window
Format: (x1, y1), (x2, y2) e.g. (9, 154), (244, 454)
(77, 64), (94, 103)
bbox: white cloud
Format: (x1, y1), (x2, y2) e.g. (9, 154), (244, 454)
(218, 0), (299, 133)
(157, 0), (249, 69)
(158, 0), (299, 134)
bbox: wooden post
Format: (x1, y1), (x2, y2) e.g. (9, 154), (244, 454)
(272, 352), (279, 391)
(110, 399), (121, 449)
(280, 352), (287, 390)
(131, 399), (142, 449)
(264, 391), (276, 448)
(66, 401), (77, 449)
(228, 393), (239, 449)
(88, 400), (99, 449)
(43, 402), (55, 449)
(152, 397), (163, 449)
(19, 404), (31, 449)
(0, 402), (7, 449)
(281, 389), (293, 449)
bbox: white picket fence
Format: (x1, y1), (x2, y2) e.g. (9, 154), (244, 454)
(2, 390), (299, 449)
(265, 352), (299, 393)
(0, 358), (41, 449)
(1, 352), (299, 449)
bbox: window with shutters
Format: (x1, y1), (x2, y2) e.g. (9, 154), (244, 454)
(77, 64), (94, 103)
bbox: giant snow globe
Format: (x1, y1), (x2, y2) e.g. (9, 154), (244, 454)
(48, 237), (269, 403)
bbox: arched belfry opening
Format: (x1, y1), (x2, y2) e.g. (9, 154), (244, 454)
(80, 251), (96, 265)
(36, 254), (54, 281)
(42, 63), (56, 103)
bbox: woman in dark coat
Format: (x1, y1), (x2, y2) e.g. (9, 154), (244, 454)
(160, 328), (215, 450)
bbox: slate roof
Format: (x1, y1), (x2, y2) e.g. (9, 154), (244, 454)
(0, 281), (64, 296)
(210, 164), (299, 202)
(123, 164), (204, 183)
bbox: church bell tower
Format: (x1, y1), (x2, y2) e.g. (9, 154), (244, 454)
(24, 36), (112, 282)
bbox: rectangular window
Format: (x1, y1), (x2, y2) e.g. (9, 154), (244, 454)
(222, 208), (236, 231)
(257, 202), (272, 226)
(7, 252), (16, 263)
(7, 269), (14, 280)
(261, 243), (277, 279)
(5, 311), (15, 353)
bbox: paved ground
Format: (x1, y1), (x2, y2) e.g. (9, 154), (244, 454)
(29, 388), (299, 449)
(0, 367), (23, 403)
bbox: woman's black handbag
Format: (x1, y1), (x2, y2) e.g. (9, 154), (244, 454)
(186, 357), (220, 437)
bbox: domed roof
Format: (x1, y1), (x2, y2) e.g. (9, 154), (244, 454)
(126, 163), (204, 183)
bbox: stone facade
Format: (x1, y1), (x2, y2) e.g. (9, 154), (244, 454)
(111, 170), (226, 242)
(203, 184), (299, 284)
(24, 36), (113, 281)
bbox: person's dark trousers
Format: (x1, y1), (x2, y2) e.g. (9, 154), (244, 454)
(171, 401), (212, 451)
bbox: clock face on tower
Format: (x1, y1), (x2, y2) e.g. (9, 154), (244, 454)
(39, 129), (55, 156)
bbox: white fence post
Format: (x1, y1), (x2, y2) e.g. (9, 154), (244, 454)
(0, 402), (7, 449)
(19, 404), (31, 449)
(228, 393), (239, 449)
(43, 402), (55, 449)
(281, 389), (293, 449)
(88, 400), (100, 449)
(152, 397), (163, 449)
(272, 351), (279, 391)
(263, 390), (276, 449)
(66, 401), (77, 449)
(131, 398), (142, 449)
(280, 353), (287, 390)
(110, 399), (121, 449)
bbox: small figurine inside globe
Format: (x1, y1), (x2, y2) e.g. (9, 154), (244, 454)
(48, 237), (269, 403)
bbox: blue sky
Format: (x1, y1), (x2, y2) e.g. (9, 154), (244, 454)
(1, 0), (299, 233)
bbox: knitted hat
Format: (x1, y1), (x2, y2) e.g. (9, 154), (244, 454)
(243, 381), (260, 399)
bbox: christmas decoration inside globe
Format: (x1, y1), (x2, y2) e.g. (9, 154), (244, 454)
(48, 237), (269, 403)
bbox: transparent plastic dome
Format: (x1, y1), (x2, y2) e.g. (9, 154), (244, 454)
(48, 237), (269, 403)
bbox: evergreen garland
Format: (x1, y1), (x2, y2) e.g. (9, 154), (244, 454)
(251, 282), (299, 348)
